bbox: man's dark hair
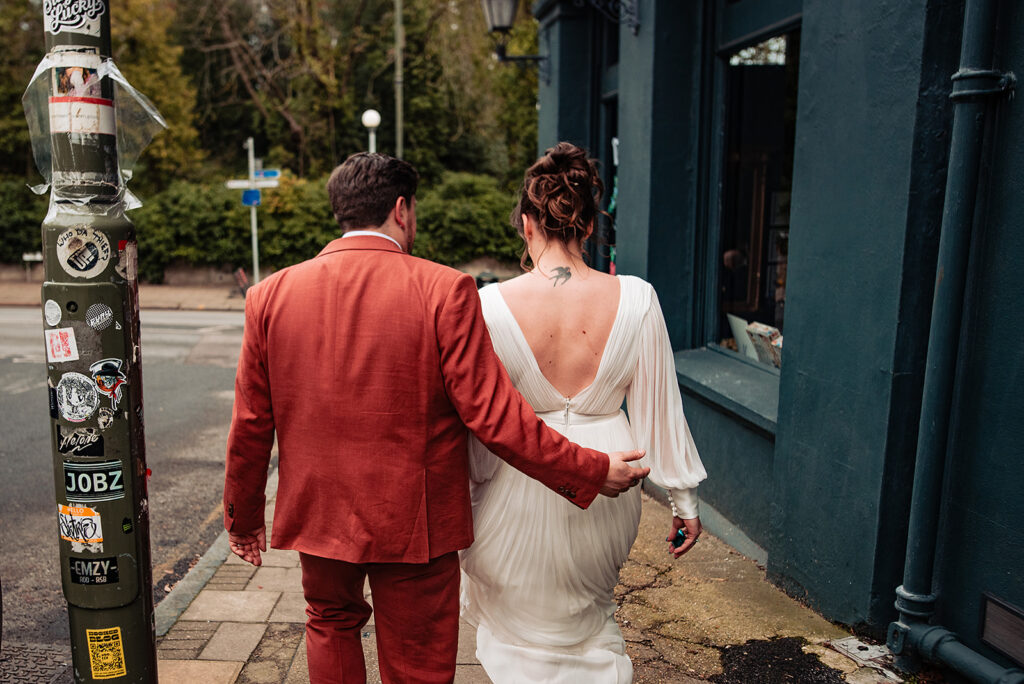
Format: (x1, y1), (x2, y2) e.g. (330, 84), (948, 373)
(327, 153), (419, 231)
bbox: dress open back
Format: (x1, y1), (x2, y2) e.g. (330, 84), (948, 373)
(460, 275), (707, 683)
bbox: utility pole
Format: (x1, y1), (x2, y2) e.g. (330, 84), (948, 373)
(245, 138), (260, 283)
(395, 0), (404, 159)
(36, 2), (158, 680)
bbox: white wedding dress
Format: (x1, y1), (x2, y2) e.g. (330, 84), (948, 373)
(460, 275), (707, 684)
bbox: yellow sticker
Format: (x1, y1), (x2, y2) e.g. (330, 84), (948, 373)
(86, 627), (127, 680)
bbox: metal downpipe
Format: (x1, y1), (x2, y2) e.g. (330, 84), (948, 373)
(888, 0), (1020, 681)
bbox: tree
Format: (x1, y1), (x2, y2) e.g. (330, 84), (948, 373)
(112, 0), (204, 193)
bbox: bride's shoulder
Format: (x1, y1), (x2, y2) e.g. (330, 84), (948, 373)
(615, 274), (656, 302)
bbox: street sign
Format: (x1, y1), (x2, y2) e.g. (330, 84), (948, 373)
(254, 169), (280, 179)
(225, 179), (279, 189)
(242, 189), (261, 207)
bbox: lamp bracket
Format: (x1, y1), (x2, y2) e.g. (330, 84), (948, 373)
(572, 0), (640, 35)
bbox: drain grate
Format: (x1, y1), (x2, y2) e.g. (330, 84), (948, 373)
(0, 643), (73, 684)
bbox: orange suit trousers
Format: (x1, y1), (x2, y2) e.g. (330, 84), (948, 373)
(299, 551), (460, 684)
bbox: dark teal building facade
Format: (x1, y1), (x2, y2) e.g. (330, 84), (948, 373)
(531, 0), (1024, 678)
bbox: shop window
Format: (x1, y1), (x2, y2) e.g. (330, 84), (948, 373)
(717, 31), (800, 368)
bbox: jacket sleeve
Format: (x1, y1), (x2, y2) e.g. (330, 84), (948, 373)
(436, 274), (609, 508)
(223, 285), (276, 533)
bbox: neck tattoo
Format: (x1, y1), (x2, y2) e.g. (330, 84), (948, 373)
(549, 266), (572, 287)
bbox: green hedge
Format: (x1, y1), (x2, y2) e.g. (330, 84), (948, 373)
(0, 179), (49, 262)
(0, 171), (523, 281)
(412, 172), (522, 266)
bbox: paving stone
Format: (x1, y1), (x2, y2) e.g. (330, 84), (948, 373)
(200, 623), (268, 662)
(259, 548), (302, 568)
(156, 637), (209, 651)
(156, 659), (244, 684)
(283, 634), (310, 684)
(457, 620), (481, 665)
(236, 623), (304, 684)
(246, 566), (304, 592)
(181, 589), (281, 622)
(269, 592), (309, 623)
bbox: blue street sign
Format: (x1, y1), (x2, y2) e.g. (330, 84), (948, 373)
(254, 169), (280, 179)
(242, 189), (261, 206)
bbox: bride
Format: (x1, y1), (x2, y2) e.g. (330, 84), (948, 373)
(460, 142), (708, 683)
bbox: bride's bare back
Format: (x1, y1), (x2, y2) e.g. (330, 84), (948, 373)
(499, 266), (621, 398)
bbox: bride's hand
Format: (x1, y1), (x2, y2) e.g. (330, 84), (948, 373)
(667, 516), (702, 558)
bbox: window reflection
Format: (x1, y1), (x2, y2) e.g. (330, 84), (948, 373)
(718, 31), (799, 367)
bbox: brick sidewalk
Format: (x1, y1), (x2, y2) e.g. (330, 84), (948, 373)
(152, 470), (898, 683)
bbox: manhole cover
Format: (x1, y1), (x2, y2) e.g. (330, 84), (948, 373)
(0, 643), (72, 683)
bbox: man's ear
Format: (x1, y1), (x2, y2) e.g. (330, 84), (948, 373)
(393, 196), (409, 228)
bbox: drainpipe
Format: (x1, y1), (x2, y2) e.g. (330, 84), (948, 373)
(887, 0), (1020, 682)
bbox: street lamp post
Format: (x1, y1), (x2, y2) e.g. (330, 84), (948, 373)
(362, 109), (381, 154)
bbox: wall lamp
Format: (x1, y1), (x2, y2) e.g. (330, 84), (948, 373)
(481, 0), (549, 82)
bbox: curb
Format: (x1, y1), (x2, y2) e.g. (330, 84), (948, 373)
(154, 467), (280, 637)
(154, 531), (230, 637)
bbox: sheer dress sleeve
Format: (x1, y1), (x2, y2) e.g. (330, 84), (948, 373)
(626, 286), (707, 519)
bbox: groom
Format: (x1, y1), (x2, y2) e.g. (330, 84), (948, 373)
(224, 152), (648, 683)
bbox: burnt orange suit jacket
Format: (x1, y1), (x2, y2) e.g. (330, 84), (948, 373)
(224, 235), (610, 563)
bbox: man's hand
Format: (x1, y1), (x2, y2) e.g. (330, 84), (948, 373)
(229, 526), (267, 566)
(599, 450), (649, 497)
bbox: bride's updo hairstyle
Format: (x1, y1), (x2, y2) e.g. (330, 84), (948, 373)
(512, 142), (604, 269)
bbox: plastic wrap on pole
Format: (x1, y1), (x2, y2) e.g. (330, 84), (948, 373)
(22, 54), (166, 211)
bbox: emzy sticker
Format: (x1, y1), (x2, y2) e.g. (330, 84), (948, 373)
(45, 327), (80, 363)
(69, 556), (119, 585)
(57, 425), (104, 456)
(64, 460), (124, 503)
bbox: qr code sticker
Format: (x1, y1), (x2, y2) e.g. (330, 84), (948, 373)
(86, 627), (127, 679)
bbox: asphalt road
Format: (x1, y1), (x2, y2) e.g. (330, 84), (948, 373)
(0, 307), (243, 648)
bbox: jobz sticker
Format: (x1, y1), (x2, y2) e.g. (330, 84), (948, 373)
(58, 503), (104, 552)
(85, 303), (114, 331)
(55, 226), (111, 279)
(70, 556), (119, 585)
(57, 425), (104, 456)
(64, 460), (124, 503)
(85, 626), (127, 680)
(44, 0), (106, 38)
(44, 299), (62, 326)
(56, 372), (99, 423)
(90, 359), (126, 411)
(45, 327), (80, 363)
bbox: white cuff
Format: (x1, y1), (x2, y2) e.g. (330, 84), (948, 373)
(667, 488), (699, 519)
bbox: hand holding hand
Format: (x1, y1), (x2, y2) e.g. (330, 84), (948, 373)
(600, 449), (649, 497)
(667, 516), (702, 558)
(229, 526), (267, 566)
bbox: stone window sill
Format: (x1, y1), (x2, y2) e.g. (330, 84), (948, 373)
(674, 346), (779, 436)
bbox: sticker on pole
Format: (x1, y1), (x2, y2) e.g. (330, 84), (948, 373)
(44, 0), (107, 38)
(64, 460), (124, 502)
(70, 556), (119, 585)
(90, 358), (127, 411)
(56, 372), (100, 422)
(45, 327), (80, 363)
(58, 503), (104, 552)
(44, 299), (62, 326)
(56, 226), (111, 279)
(57, 425), (104, 456)
(85, 303), (114, 331)
(85, 626), (127, 680)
